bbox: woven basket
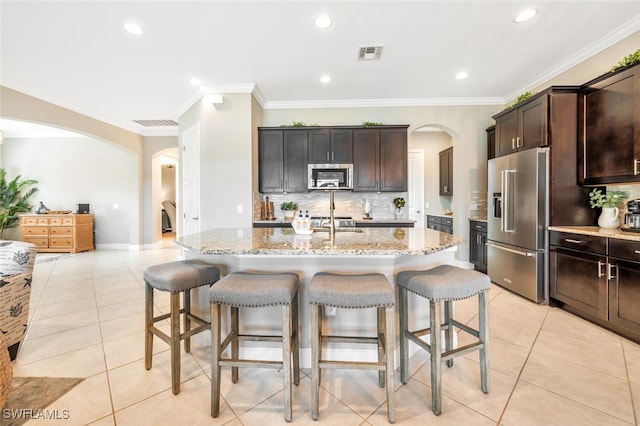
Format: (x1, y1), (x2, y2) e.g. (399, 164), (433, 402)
(0, 333), (12, 409)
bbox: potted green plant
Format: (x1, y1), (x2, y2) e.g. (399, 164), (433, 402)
(393, 197), (405, 219)
(280, 201), (298, 221)
(589, 188), (626, 229)
(0, 169), (38, 238)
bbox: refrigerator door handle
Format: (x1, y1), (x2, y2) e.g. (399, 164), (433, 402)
(487, 242), (534, 257)
(502, 169), (515, 232)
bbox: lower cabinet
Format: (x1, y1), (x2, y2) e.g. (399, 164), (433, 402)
(427, 215), (453, 234)
(21, 214), (94, 253)
(469, 220), (487, 273)
(549, 230), (640, 342)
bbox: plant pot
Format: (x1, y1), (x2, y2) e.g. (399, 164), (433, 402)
(598, 207), (620, 229)
(394, 208), (402, 220)
(284, 211), (295, 221)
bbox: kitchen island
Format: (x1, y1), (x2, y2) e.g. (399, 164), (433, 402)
(175, 227), (464, 366)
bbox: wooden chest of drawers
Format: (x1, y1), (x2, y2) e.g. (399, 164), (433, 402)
(21, 214), (94, 253)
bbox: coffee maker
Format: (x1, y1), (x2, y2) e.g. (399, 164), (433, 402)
(623, 199), (640, 232)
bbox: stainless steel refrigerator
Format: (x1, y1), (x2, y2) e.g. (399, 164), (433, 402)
(487, 147), (549, 303)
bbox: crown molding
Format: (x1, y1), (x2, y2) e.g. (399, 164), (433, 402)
(263, 97), (504, 110)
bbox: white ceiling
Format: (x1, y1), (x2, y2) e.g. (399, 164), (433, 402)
(1, 0), (639, 136)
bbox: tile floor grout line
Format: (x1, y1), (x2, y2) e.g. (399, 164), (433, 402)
(621, 341), (639, 426)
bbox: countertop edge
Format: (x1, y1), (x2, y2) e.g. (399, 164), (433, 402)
(549, 226), (640, 242)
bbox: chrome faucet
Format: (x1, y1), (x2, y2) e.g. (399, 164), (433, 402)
(329, 190), (335, 243)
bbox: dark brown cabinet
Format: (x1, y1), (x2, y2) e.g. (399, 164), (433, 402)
(550, 230), (640, 342)
(427, 215), (452, 234)
(353, 126), (408, 192)
(308, 128), (353, 164)
(469, 220), (487, 273)
(578, 63), (640, 185)
(258, 129), (307, 193)
(494, 95), (548, 158)
(486, 125), (495, 160)
(439, 147), (453, 195)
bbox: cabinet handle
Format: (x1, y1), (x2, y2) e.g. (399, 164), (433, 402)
(326, 152), (329, 161)
(516, 137), (521, 148)
(511, 138), (516, 149)
(331, 151), (334, 161)
(635, 159), (640, 176)
(608, 263), (617, 280)
(635, 250), (640, 255)
(597, 261), (606, 278)
(564, 238), (584, 244)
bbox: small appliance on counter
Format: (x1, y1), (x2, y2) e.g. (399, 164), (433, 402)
(621, 199), (640, 232)
(260, 197), (275, 220)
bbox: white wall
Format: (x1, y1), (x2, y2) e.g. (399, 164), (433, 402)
(410, 130), (454, 215)
(2, 136), (137, 247)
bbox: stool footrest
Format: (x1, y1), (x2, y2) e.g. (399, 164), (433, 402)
(322, 335), (380, 345)
(238, 334), (285, 343)
(319, 360), (385, 371)
(451, 320), (479, 338)
(442, 342), (485, 362)
(219, 359), (284, 369)
(149, 326), (172, 346)
(181, 322), (210, 340)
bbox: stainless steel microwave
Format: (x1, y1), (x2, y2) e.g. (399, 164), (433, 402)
(308, 164), (353, 190)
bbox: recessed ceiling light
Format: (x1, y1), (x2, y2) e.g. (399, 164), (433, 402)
(455, 71), (469, 80)
(190, 78), (201, 86)
(320, 75), (331, 83)
(514, 8), (538, 23)
(314, 15), (332, 29)
(123, 22), (145, 36)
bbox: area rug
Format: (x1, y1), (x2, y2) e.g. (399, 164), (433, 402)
(1, 377), (84, 426)
(34, 253), (73, 264)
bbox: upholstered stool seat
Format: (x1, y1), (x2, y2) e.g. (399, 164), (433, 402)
(309, 272), (395, 423)
(397, 265), (490, 416)
(209, 272), (300, 422)
(144, 259), (220, 394)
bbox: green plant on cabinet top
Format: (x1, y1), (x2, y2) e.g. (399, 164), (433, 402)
(0, 169), (38, 238)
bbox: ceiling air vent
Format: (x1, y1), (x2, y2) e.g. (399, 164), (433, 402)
(133, 119), (178, 127)
(358, 45), (384, 61)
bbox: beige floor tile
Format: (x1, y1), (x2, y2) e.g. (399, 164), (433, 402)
(99, 312), (145, 342)
(109, 351), (206, 411)
(31, 295), (97, 320)
(629, 380), (640, 424)
(410, 356), (516, 422)
(458, 333), (529, 378)
(17, 323), (103, 364)
(502, 380), (634, 426)
(623, 339), (640, 380)
(369, 379), (495, 425)
(95, 286), (144, 307)
(115, 374), (235, 426)
(26, 307), (100, 339)
(12, 343), (106, 378)
(97, 297), (145, 322)
(102, 331), (166, 370)
(533, 329), (627, 378)
(542, 307), (623, 347)
(520, 350), (634, 423)
(218, 367), (287, 416)
(87, 414), (116, 425)
(26, 373), (114, 426)
(467, 310), (541, 349)
(34, 285), (95, 307)
(489, 291), (548, 328)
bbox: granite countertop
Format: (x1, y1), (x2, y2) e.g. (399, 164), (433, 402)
(175, 227), (462, 256)
(549, 226), (640, 242)
(253, 218), (415, 225)
(469, 217), (487, 222)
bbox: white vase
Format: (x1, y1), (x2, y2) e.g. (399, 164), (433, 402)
(598, 207), (620, 229)
(394, 208), (402, 220)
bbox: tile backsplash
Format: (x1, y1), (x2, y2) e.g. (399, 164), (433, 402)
(254, 192), (407, 221)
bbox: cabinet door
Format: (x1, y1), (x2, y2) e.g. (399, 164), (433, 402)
(519, 95), (548, 150)
(331, 129), (353, 163)
(495, 110), (518, 157)
(353, 129), (380, 191)
(380, 128), (407, 191)
(608, 257), (640, 337)
(283, 130), (308, 192)
(439, 147), (453, 195)
(307, 129), (331, 163)
(259, 130), (284, 193)
(486, 126), (496, 160)
(549, 246), (608, 320)
(580, 65), (640, 184)
(469, 221), (487, 272)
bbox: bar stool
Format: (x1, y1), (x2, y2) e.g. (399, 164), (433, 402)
(396, 265), (490, 416)
(308, 272), (395, 423)
(209, 272), (300, 422)
(144, 259), (220, 394)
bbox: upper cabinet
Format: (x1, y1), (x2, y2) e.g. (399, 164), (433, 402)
(486, 125), (495, 160)
(353, 126), (408, 192)
(258, 129), (308, 193)
(259, 125), (408, 193)
(492, 87), (580, 159)
(439, 147), (453, 195)
(308, 128), (353, 164)
(578, 63), (640, 185)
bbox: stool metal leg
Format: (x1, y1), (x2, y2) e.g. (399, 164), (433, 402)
(210, 303), (221, 417)
(183, 289), (191, 353)
(144, 282), (153, 370)
(384, 305), (396, 423)
(170, 293), (181, 395)
(479, 291), (490, 394)
(292, 291), (300, 386)
(430, 300), (442, 416)
(231, 306), (239, 383)
(377, 306), (385, 387)
(282, 304), (292, 422)
(444, 300), (454, 368)
(311, 304), (320, 421)
(399, 286), (409, 384)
